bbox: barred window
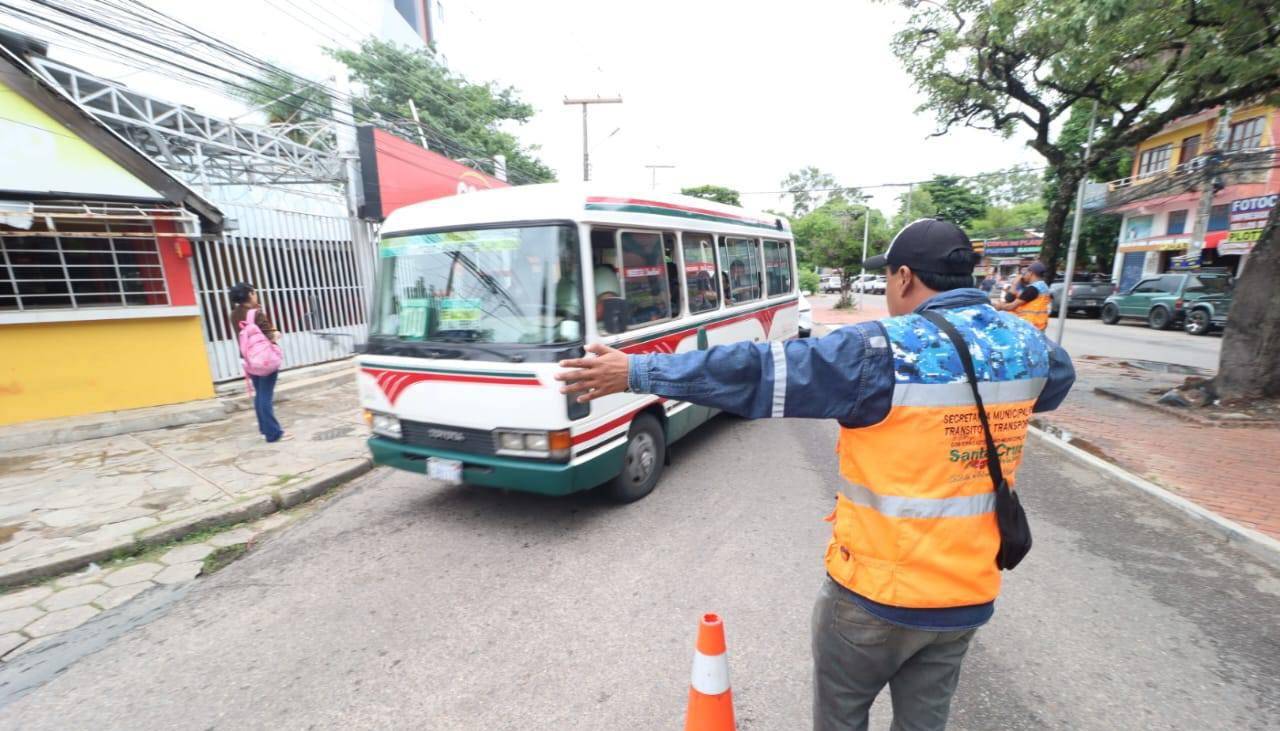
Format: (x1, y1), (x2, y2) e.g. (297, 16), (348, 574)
(1, 218), (169, 311)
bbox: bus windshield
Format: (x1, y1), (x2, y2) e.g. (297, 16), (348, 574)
(371, 224), (581, 346)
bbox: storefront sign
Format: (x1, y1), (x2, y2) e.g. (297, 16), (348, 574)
(980, 239), (1042, 257)
(1221, 194), (1276, 255)
(1169, 253), (1202, 270)
(357, 127), (508, 220)
(1117, 236), (1189, 252)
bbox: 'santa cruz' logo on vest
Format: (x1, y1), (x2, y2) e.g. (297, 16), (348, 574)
(949, 442), (1023, 469)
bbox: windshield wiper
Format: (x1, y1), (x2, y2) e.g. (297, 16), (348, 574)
(430, 336), (526, 363)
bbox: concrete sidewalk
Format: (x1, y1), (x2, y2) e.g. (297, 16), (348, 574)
(0, 378), (371, 588)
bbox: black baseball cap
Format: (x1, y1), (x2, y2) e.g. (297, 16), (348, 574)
(864, 218), (977, 274)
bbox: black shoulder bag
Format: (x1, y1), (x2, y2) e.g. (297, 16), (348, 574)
(921, 311), (1032, 570)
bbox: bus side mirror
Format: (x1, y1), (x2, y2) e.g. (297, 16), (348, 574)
(601, 297), (627, 334)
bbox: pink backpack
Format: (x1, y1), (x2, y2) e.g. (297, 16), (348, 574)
(238, 308), (283, 377)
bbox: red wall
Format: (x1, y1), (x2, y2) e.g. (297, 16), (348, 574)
(153, 216), (195, 307)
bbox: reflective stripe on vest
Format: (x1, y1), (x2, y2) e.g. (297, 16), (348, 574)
(824, 308), (1049, 610)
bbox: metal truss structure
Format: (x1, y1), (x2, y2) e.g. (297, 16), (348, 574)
(30, 57), (344, 187)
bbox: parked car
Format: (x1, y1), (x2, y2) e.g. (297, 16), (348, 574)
(1100, 271), (1233, 330)
(1049, 278), (1113, 318)
(820, 275), (843, 293)
(797, 293), (813, 338)
(1184, 290), (1232, 336)
(848, 274), (875, 292)
(857, 275), (887, 294)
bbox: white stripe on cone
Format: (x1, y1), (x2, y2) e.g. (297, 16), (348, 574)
(690, 650), (731, 696)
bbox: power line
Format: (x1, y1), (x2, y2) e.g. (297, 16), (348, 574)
(738, 165), (1052, 197)
(17, 0), (550, 184)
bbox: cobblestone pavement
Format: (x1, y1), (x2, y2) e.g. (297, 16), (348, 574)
(0, 510), (297, 660)
(0, 381), (367, 584)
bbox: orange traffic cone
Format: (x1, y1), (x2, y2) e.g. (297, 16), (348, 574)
(684, 613), (736, 731)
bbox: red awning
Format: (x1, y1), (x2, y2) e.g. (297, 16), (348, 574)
(1204, 231), (1227, 249)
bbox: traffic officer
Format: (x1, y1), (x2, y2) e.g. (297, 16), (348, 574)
(556, 219), (1076, 731)
(998, 260), (1052, 330)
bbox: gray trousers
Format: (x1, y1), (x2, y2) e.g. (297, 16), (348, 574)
(812, 578), (976, 731)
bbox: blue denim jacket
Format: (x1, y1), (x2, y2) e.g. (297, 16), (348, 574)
(626, 288), (1076, 630)
(628, 288), (1076, 427)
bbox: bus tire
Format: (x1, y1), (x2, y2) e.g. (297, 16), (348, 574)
(603, 414), (665, 503)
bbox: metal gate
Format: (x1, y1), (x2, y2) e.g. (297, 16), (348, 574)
(193, 204), (379, 382)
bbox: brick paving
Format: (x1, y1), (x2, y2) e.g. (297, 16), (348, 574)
(1035, 360), (1280, 542)
(810, 294), (888, 327)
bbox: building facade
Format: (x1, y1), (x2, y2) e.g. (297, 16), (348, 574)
(0, 39), (223, 426)
(1104, 104), (1278, 291)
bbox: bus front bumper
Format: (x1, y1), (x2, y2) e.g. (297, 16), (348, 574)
(367, 437), (625, 496)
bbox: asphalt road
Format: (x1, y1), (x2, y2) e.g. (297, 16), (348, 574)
(2, 416), (1276, 729)
(827, 293), (1223, 371)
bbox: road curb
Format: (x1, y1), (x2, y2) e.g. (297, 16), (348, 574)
(0, 458), (375, 589)
(1028, 426), (1280, 570)
(1093, 386), (1280, 429)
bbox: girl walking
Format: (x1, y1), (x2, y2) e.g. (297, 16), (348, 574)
(230, 282), (291, 443)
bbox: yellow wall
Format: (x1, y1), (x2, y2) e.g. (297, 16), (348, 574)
(1134, 105), (1278, 175)
(0, 316), (214, 426)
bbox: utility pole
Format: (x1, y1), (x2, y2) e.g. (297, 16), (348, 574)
(1187, 105), (1234, 260)
(1053, 100), (1098, 345)
(858, 201), (871, 312)
(644, 164), (675, 190)
(563, 96), (622, 182)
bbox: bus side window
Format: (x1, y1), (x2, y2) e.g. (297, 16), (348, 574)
(719, 236), (762, 304)
(682, 232), (719, 314)
(619, 231), (672, 329)
(590, 227), (624, 334)
(663, 232), (682, 316)
(764, 240), (794, 296)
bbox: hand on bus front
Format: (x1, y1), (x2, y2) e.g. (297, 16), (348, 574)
(557, 343), (630, 403)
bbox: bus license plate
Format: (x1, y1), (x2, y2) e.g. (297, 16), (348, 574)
(426, 457), (462, 483)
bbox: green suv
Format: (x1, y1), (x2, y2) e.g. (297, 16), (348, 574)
(1101, 271), (1233, 330)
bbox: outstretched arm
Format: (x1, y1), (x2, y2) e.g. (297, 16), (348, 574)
(556, 323), (889, 420)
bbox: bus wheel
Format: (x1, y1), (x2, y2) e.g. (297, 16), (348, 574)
(604, 414), (665, 503)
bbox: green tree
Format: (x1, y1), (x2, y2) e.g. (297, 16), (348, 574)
(971, 165), (1044, 207)
(329, 39), (553, 182)
(781, 167), (844, 217)
(1043, 102), (1132, 276)
(893, 187), (938, 229)
(967, 200), (1048, 240)
(680, 185), (741, 206)
(886, 0), (1279, 269)
(794, 196), (893, 307)
(230, 70), (335, 146)
(921, 175), (990, 228)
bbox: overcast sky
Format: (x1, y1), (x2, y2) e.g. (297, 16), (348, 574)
(11, 0), (1046, 215)
(442, 0), (1044, 212)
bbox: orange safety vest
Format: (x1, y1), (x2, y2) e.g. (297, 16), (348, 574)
(824, 307), (1050, 609)
(1012, 281), (1052, 331)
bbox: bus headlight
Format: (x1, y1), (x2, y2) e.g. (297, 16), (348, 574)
(495, 429), (572, 461)
(370, 412), (402, 439)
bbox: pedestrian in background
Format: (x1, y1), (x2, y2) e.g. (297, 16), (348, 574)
(997, 261), (1052, 331)
(229, 282), (291, 443)
(556, 219), (1075, 730)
